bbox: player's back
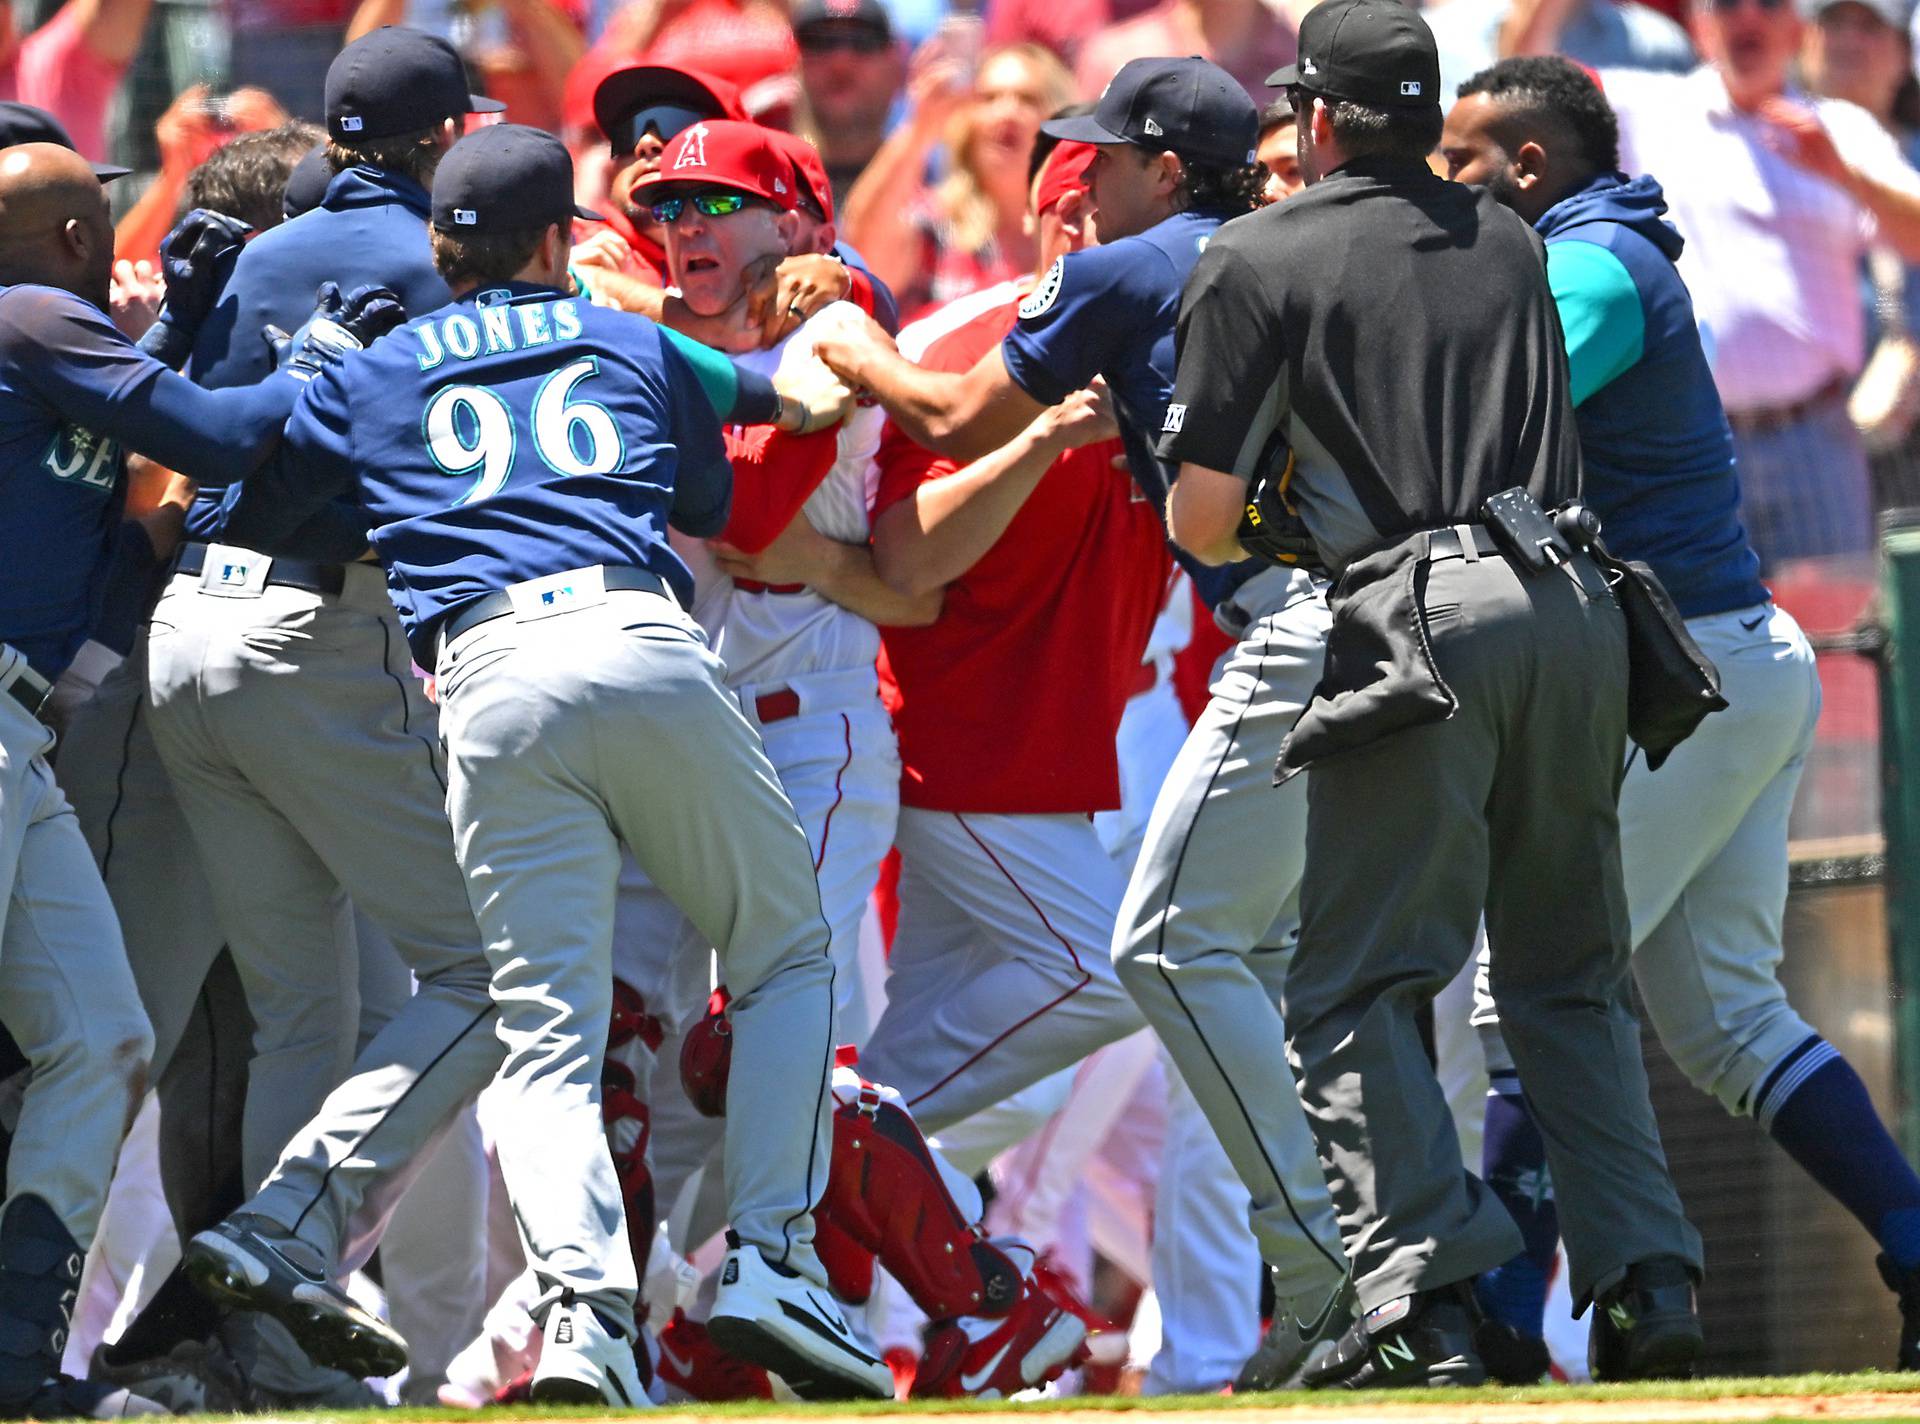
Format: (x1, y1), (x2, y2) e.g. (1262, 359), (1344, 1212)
(185, 166), (451, 393)
(257, 283), (729, 666)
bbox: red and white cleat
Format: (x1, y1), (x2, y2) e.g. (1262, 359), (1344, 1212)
(653, 1309), (772, 1403)
(913, 1280), (1091, 1400)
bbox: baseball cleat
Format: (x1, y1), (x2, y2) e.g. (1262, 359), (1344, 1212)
(913, 1278), (1089, 1399)
(1588, 1256), (1702, 1382)
(9, 1374), (165, 1418)
(181, 1213), (408, 1378)
(1302, 1283), (1485, 1389)
(655, 1309), (772, 1402)
(87, 1339), (248, 1414)
(706, 1239), (894, 1401)
(527, 1294), (648, 1407)
(1235, 1267), (1355, 1391)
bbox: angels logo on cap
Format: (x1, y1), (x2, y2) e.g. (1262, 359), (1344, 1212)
(674, 123), (710, 170)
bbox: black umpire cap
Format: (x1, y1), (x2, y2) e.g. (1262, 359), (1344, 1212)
(325, 27), (505, 143)
(0, 102), (128, 180)
(1041, 56), (1257, 169)
(1270, 0), (1442, 109)
(431, 124), (601, 235)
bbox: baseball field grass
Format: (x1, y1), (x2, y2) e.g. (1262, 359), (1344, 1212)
(253, 1374), (1920, 1424)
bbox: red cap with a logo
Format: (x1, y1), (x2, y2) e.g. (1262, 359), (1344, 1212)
(766, 129), (834, 223)
(637, 119), (798, 209)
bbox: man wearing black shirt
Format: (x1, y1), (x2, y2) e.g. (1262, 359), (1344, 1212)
(1158, 0), (1702, 1388)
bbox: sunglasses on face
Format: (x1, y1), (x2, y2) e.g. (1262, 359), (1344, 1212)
(649, 190), (757, 224)
(797, 27), (889, 53)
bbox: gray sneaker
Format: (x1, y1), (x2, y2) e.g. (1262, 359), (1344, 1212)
(184, 1213), (407, 1379)
(1234, 1268), (1356, 1392)
(89, 1338), (249, 1414)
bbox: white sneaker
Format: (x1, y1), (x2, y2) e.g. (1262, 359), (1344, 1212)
(707, 1242), (894, 1401)
(527, 1296), (649, 1408)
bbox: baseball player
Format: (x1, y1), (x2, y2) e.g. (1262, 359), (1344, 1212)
(221, 122), (894, 1406)
(843, 131), (1163, 1167)
(640, 119), (932, 1032)
(814, 58), (1355, 1385)
(0, 140), (376, 1417)
(1441, 56), (1920, 1372)
(138, 31), (511, 1397)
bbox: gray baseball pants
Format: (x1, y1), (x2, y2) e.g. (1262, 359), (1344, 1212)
(0, 662), (152, 1248)
(1285, 549), (1701, 1314)
(433, 586), (840, 1334)
(145, 559), (500, 1265)
(1111, 565), (1349, 1301)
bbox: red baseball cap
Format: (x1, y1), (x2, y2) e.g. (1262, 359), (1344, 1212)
(638, 119), (798, 209)
(767, 129), (834, 223)
(591, 63), (746, 154)
(1033, 139), (1096, 217)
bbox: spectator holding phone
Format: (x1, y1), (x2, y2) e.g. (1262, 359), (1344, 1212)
(842, 39), (1070, 319)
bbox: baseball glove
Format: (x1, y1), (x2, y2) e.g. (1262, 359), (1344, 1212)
(1237, 446), (1324, 575)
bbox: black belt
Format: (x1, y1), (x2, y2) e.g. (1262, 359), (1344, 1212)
(1424, 525), (1502, 562)
(1726, 376), (1849, 439)
(176, 543), (347, 597)
(438, 568), (671, 648)
(2, 662), (52, 724)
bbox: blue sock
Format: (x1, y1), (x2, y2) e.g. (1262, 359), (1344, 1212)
(1476, 1072), (1557, 1336)
(1758, 1037), (1920, 1270)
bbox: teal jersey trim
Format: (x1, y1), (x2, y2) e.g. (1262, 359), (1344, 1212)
(1546, 239), (1645, 408)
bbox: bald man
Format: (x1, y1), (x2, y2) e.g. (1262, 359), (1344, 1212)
(0, 143), (362, 1419)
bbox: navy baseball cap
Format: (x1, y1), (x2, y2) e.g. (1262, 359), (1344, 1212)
(592, 64), (745, 158)
(432, 124), (600, 235)
(1042, 57), (1257, 169)
(0, 102), (128, 180)
(281, 144), (332, 220)
(325, 27), (505, 143)
(1270, 0), (1441, 109)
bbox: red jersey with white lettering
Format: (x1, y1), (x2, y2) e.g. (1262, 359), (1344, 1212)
(874, 291), (1171, 814)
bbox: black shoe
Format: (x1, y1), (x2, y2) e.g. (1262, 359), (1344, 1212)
(1301, 1283), (1486, 1389)
(1588, 1255), (1702, 1382)
(1878, 1253), (1920, 1370)
(1234, 1269), (1355, 1391)
(1472, 1318), (1551, 1384)
(183, 1213), (408, 1378)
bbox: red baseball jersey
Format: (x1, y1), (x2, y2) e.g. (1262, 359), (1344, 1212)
(875, 294), (1171, 815)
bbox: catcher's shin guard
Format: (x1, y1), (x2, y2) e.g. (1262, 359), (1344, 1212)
(603, 979), (662, 1314)
(825, 1088), (1021, 1321)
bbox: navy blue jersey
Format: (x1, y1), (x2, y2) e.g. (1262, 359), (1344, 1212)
(225, 282), (731, 668)
(1000, 208), (1260, 608)
(0, 284), (297, 677)
(184, 165), (454, 558)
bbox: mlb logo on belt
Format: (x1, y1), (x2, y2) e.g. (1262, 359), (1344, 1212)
(540, 586), (575, 607)
(220, 562), (251, 585)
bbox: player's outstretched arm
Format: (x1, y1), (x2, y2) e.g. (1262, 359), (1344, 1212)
(711, 517), (942, 627)
(815, 322), (1044, 462)
(872, 382), (1117, 597)
(220, 359), (360, 551)
(0, 285), (297, 487)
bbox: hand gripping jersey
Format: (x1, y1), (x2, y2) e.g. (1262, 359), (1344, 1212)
(681, 301), (886, 690)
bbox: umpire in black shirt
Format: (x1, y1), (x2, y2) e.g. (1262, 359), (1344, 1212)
(1158, 0), (1703, 1388)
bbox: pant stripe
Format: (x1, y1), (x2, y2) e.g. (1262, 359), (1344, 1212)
(287, 1001), (499, 1234)
(899, 813), (1093, 1110)
(1145, 625), (1346, 1277)
(812, 715), (853, 875)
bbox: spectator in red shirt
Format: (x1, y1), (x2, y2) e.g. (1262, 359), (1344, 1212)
(842, 40), (1072, 320)
(0, 0), (154, 161)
